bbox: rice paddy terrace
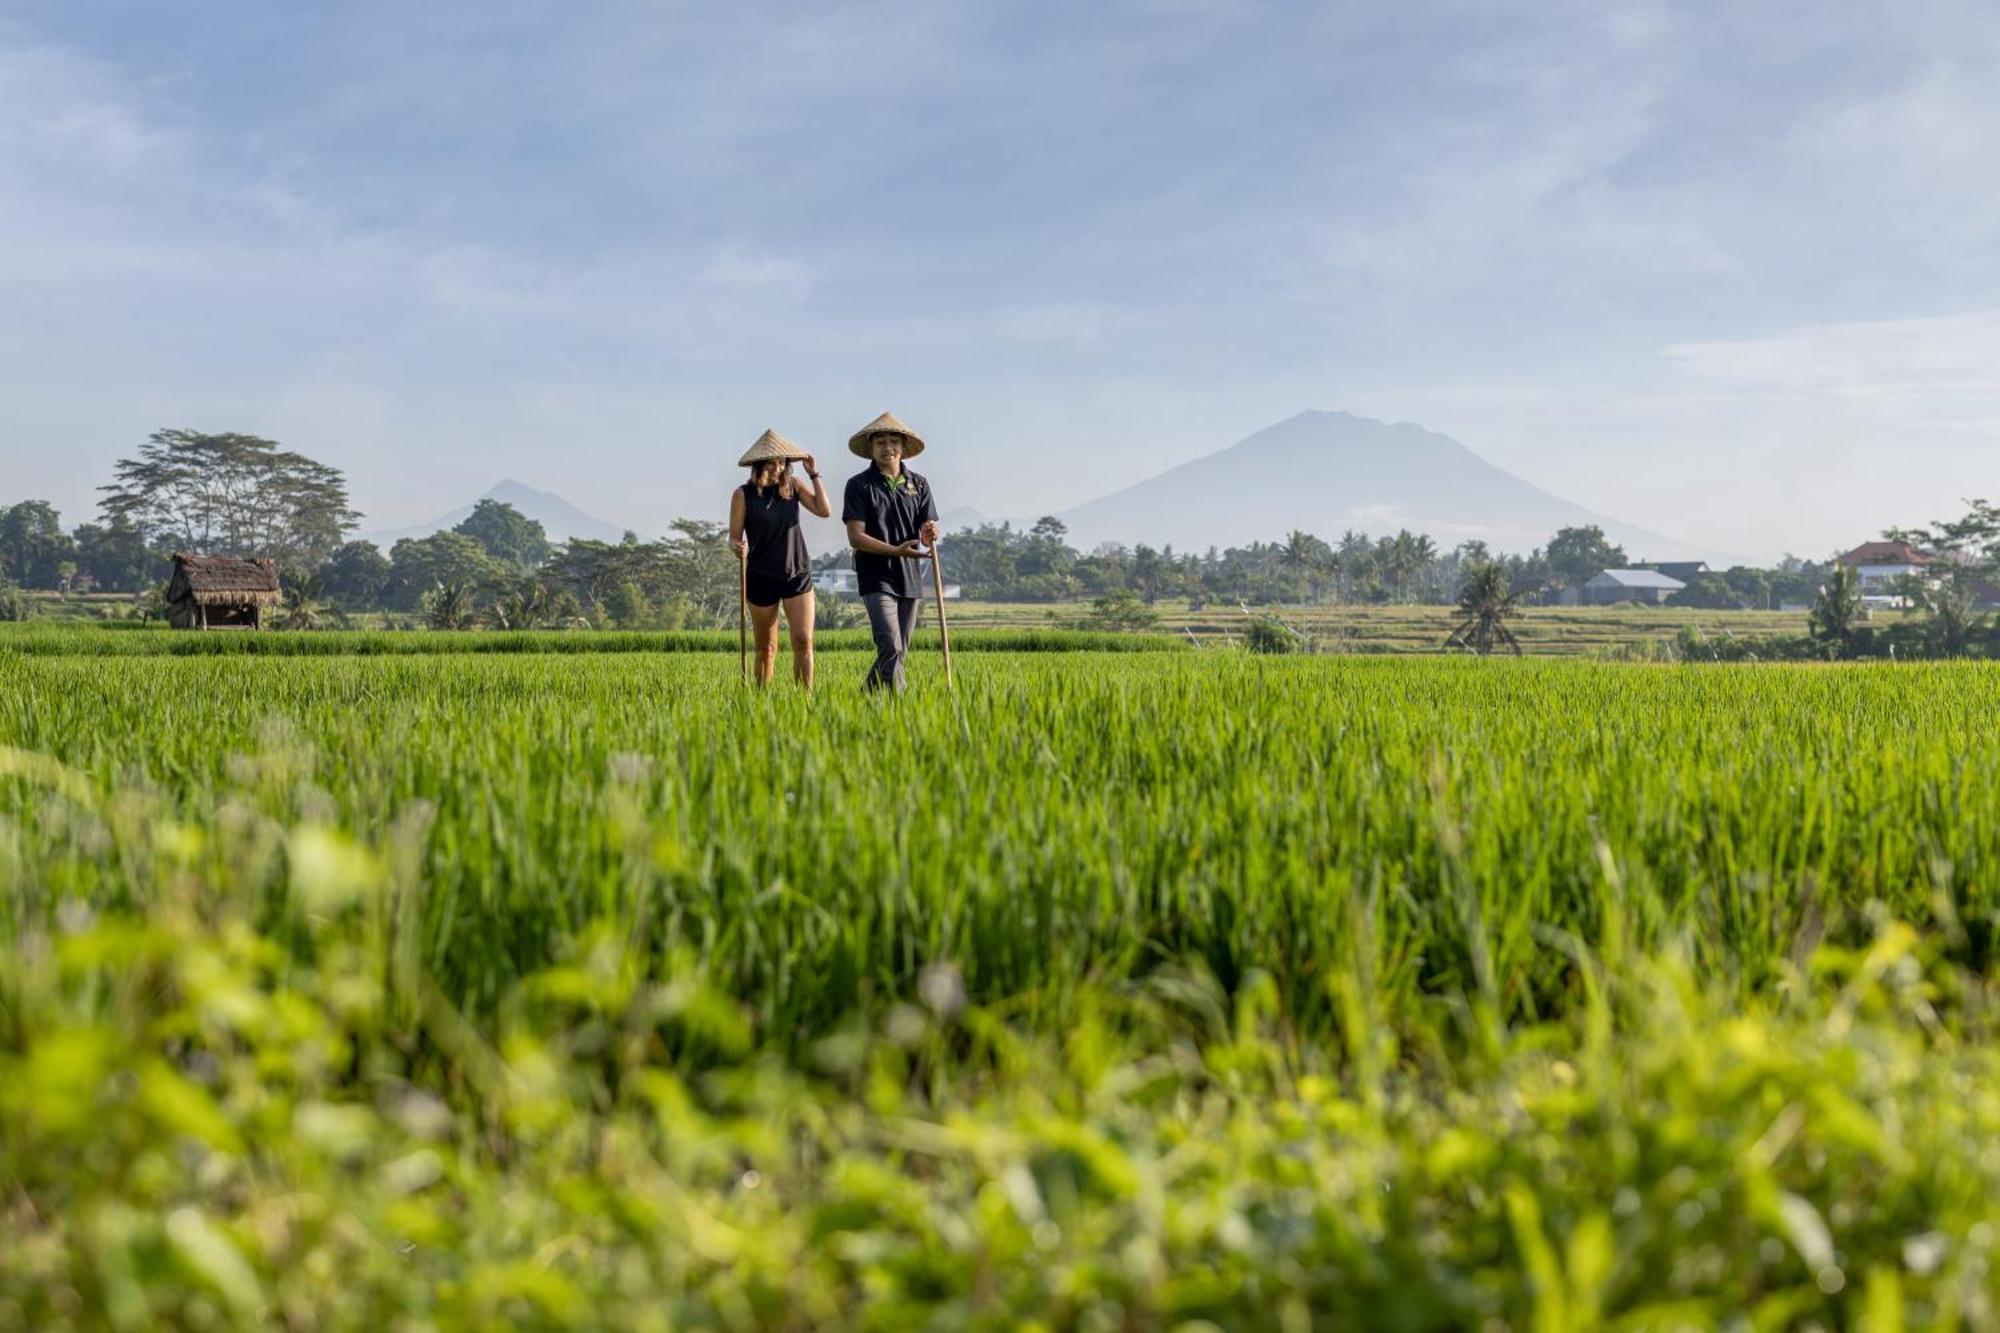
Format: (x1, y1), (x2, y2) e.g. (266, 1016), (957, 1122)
(946, 598), (1815, 656)
(22, 591), (1818, 659)
(3, 633), (1997, 1327)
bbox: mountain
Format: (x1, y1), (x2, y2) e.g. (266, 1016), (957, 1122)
(1056, 411), (1719, 562)
(368, 480), (627, 546)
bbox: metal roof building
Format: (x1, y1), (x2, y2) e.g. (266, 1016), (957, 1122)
(1583, 568), (1686, 606)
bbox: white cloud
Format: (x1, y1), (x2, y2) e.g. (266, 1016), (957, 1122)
(700, 245), (809, 293)
(1666, 311), (2000, 401)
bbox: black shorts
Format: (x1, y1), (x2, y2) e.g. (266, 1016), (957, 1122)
(746, 570), (813, 607)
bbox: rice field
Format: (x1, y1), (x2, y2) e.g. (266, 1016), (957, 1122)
(4, 642), (2000, 1327)
(946, 598), (1817, 656)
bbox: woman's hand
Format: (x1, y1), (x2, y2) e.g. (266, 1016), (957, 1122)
(802, 453), (819, 479)
(732, 533), (749, 557)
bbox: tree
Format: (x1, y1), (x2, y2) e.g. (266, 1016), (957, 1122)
(1130, 544), (1169, 603)
(1887, 499), (1998, 658)
(321, 541), (392, 608)
(604, 581), (652, 629)
(454, 499), (551, 573)
(71, 516), (156, 592)
(1721, 566), (1773, 610)
(1022, 516), (1079, 580)
(0, 501), (76, 588)
(279, 572), (329, 630)
(98, 430), (359, 573)
(1769, 555), (1830, 609)
(658, 520), (739, 625)
(422, 580), (479, 630)
(1444, 562), (1522, 655)
(1278, 529), (1335, 602)
(1544, 525), (1627, 596)
(1667, 573), (1743, 610)
(494, 578), (563, 630)
(1386, 530), (1438, 601)
(1888, 499), (2000, 577)
(1810, 564), (1863, 654)
(387, 532), (502, 611)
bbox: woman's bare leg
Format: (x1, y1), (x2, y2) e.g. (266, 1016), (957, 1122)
(750, 600), (781, 685)
(782, 590), (816, 688)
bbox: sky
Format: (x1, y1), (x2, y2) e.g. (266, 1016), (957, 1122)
(2, 0), (1998, 563)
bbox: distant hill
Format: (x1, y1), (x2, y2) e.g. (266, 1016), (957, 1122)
(368, 480), (627, 546)
(1057, 411), (1718, 562)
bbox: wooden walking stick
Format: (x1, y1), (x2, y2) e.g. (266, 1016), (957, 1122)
(736, 549), (749, 684)
(928, 539), (954, 689)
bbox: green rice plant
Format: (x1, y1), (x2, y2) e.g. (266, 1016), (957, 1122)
(5, 649), (2000, 1324)
(4, 654), (1997, 1031)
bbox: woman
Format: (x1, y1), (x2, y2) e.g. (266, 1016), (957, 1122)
(729, 429), (831, 687)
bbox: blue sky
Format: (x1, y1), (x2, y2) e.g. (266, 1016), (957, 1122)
(3, 0), (1997, 560)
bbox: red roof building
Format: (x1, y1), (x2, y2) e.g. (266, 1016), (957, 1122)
(1836, 540), (1930, 568)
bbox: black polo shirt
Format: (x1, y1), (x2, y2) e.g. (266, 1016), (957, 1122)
(842, 466), (939, 599)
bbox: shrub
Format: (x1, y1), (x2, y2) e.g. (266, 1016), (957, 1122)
(1082, 588), (1159, 633)
(1244, 617), (1300, 654)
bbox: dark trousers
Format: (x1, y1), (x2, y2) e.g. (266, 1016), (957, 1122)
(862, 592), (918, 691)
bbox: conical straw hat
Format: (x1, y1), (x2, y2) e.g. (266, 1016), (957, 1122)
(847, 411), (926, 459)
(737, 428), (808, 467)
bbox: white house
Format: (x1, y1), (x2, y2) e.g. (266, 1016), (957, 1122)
(1835, 541), (1931, 608)
(813, 568), (859, 596)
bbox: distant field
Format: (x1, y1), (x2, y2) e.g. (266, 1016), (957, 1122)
(0, 622), (1179, 656)
(18, 590), (1823, 656)
(947, 598), (1817, 654)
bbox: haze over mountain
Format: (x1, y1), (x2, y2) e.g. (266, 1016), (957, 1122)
(1055, 412), (1722, 563)
(374, 423), (1713, 565)
(368, 480), (627, 547)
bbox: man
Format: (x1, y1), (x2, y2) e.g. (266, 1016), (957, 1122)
(841, 411), (941, 691)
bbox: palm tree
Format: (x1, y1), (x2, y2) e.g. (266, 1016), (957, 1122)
(1403, 532), (1439, 600)
(1380, 530), (1436, 601)
(423, 579), (477, 631)
(280, 572), (326, 630)
(1444, 562), (1522, 655)
(1810, 565), (1862, 654)
(494, 578), (555, 630)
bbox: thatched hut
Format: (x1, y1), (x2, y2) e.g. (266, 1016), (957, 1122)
(165, 553), (282, 630)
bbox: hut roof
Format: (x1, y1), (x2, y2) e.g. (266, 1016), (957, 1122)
(169, 552), (283, 605)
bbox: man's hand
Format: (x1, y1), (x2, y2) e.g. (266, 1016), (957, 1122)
(895, 539), (928, 558)
(919, 521), (941, 545)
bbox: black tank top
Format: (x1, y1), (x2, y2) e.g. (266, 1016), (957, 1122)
(741, 483), (810, 580)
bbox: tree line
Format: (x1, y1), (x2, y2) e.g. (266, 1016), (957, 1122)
(1, 429), (1991, 644)
(910, 516), (1836, 611)
(0, 431), (737, 629)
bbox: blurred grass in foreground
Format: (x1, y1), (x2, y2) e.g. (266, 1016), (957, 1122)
(4, 874), (1996, 1328)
